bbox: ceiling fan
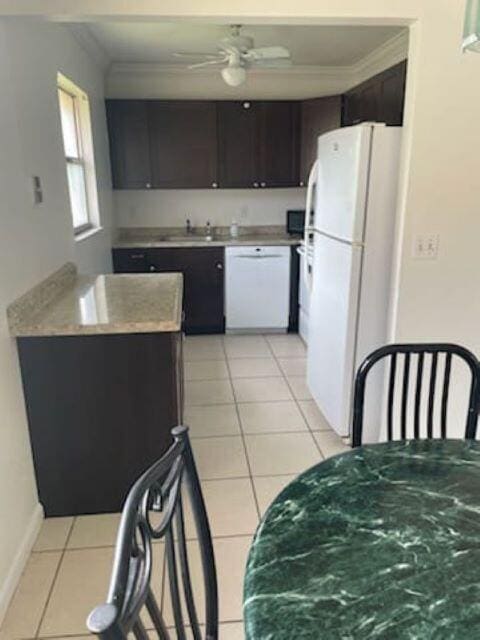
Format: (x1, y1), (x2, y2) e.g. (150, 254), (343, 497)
(173, 25), (291, 87)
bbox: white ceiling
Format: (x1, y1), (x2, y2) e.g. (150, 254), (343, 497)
(81, 22), (404, 67)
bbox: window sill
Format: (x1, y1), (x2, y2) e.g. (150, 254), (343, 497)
(74, 226), (104, 243)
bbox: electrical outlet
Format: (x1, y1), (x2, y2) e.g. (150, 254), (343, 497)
(413, 234), (439, 260)
(240, 206), (248, 221)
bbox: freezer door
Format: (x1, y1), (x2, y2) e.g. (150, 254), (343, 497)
(307, 232), (363, 436)
(314, 124), (372, 243)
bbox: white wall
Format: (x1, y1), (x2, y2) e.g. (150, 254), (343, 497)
(0, 18), (113, 618)
(115, 187), (306, 228)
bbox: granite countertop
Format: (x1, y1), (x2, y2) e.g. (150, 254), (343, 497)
(7, 263), (183, 337)
(244, 439), (480, 639)
(113, 225), (302, 249)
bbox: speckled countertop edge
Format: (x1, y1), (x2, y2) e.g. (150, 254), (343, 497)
(113, 225), (302, 249)
(7, 262), (78, 334)
(7, 266), (183, 338)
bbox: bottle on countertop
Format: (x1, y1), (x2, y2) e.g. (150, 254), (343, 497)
(230, 220), (239, 238)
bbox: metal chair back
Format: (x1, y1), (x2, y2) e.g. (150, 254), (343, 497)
(87, 426), (218, 640)
(352, 343), (480, 447)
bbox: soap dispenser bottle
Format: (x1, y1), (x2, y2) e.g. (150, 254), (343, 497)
(230, 220), (239, 238)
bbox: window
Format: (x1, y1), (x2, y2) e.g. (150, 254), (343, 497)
(57, 74), (99, 235)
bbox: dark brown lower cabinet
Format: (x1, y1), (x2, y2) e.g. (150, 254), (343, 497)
(113, 247), (225, 335)
(17, 331), (182, 516)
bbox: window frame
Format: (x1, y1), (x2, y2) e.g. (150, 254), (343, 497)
(57, 74), (100, 237)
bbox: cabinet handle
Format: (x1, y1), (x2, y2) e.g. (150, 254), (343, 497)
(253, 182), (259, 188)
(299, 181), (305, 187)
(145, 182), (151, 188)
(215, 262), (223, 270)
(130, 253), (145, 259)
(212, 182), (218, 188)
(260, 182), (266, 188)
(149, 265), (156, 272)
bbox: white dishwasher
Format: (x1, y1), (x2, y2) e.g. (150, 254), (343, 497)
(225, 246), (291, 331)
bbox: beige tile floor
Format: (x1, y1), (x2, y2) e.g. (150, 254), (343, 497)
(1, 333), (349, 640)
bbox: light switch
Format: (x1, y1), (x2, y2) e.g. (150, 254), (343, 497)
(32, 176), (43, 205)
(413, 234), (439, 260)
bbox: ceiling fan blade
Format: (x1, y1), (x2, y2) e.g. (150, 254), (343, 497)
(251, 58), (293, 68)
(243, 46), (291, 61)
(188, 58), (227, 69)
(173, 51), (220, 59)
(218, 43), (241, 56)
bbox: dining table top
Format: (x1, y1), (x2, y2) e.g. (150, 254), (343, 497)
(243, 438), (480, 640)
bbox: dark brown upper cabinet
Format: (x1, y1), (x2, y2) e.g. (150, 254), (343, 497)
(342, 60), (407, 127)
(148, 101), (218, 189)
(300, 96), (342, 184)
(106, 100), (152, 189)
(217, 100), (300, 188)
(105, 64), (405, 192)
(217, 101), (260, 189)
(259, 101), (300, 188)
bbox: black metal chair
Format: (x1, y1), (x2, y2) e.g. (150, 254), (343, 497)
(87, 426), (218, 640)
(352, 343), (480, 447)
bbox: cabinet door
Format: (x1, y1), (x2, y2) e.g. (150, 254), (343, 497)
(149, 101), (218, 188)
(112, 248), (148, 273)
(377, 60), (407, 126)
(341, 92), (361, 127)
(300, 96), (341, 183)
(341, 60), (407, 127)
(106, 100), (152, 189)
(259, 101), (300, 187)
(217, 101), (260, 188)
(148, 248), (225, 334)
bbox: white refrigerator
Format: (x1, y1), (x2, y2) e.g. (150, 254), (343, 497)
(305, 123), (401, 440)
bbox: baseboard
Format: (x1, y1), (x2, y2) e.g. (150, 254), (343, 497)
(0, 502), (44, 624)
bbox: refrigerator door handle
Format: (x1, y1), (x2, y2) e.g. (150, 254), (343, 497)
(304, 159), (319, 292)
(314, 228), (365, 248)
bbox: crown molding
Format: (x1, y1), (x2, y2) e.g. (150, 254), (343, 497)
(107, 30), (408, 86)
(108, 61), (353, 78)
(351, 30), (408, 85)
(65, 23), (111, 71)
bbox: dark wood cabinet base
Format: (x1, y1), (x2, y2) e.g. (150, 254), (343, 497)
(113, 247), (225, 335)
(17, 331), (182, 516)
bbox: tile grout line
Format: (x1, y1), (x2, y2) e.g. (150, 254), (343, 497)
(221, 335), (263, 523)
(33, 517), (77, 639)
(265, 336), (326, 461)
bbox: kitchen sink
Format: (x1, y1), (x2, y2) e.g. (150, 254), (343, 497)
(156, 234), (220, 243)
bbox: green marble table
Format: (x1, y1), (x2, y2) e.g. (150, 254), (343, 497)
(244, 439), (480, 640)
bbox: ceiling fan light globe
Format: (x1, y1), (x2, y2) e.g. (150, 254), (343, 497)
(221, 65), (246, 86)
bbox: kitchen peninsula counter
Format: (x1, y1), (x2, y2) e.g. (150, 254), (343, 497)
(7, 263), (184, 517)
(8, 263), (183, 337)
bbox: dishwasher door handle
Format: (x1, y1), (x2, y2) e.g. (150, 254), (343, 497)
(234, 254), (284, 259)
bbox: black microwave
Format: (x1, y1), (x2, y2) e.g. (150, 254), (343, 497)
(287, 210), (305, 235)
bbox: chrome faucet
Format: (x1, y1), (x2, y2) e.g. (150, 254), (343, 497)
(186, 218), (192, 234)
(205, 220), (212, 241)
